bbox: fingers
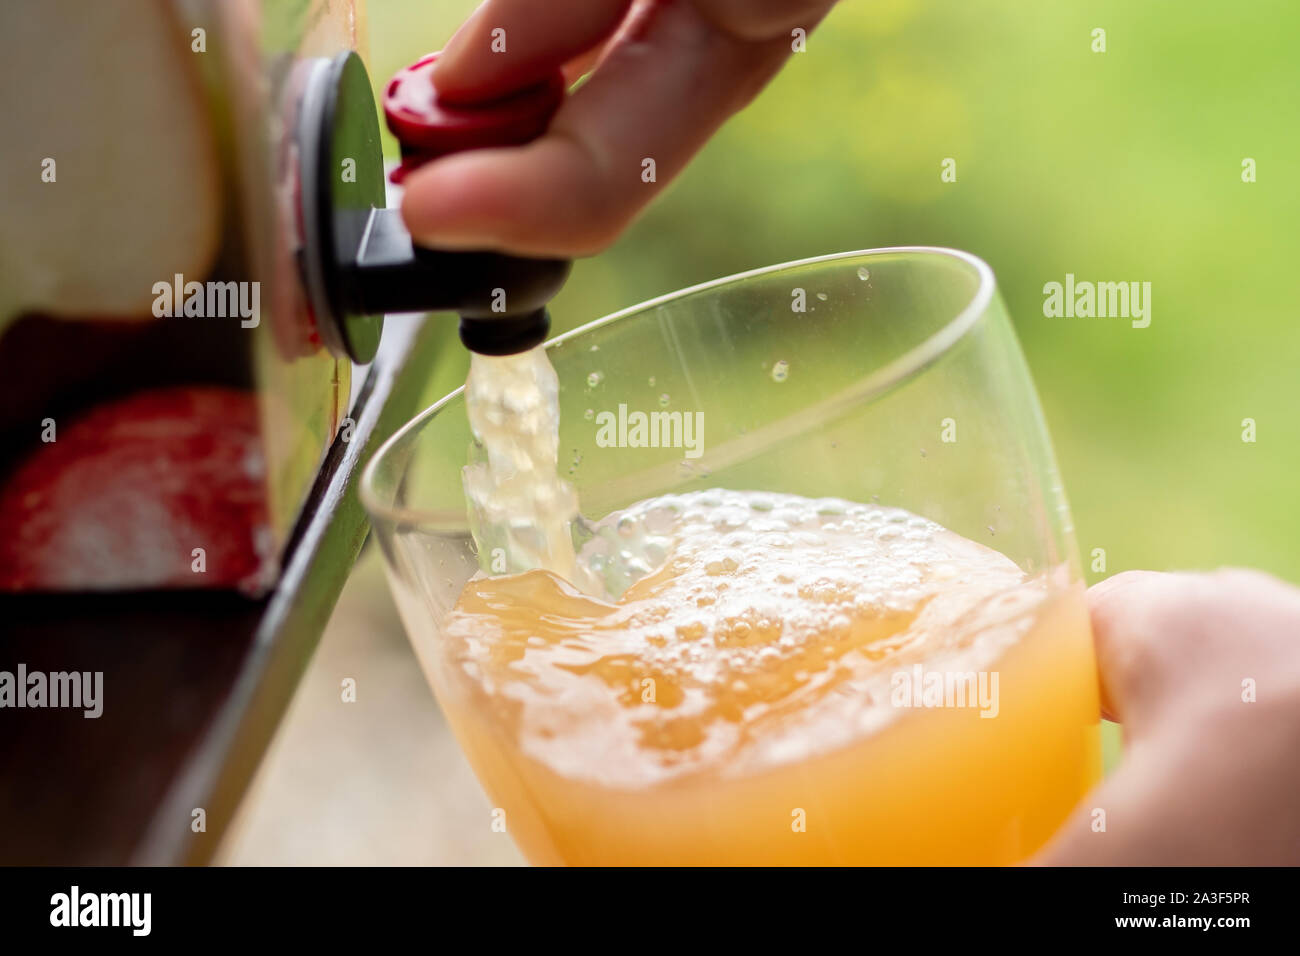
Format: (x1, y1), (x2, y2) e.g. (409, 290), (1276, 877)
(1033, 715), (1300, 865)
(561, 38), (614, 87)
(1032, 737), (1206, 865)
(403, 2), (820, 256)
(432, 0), (833, 96)
(1085, 570), (1180, 728)
(432, 0), (632, 102)
(1033, 568), (1300, 864)
(690, 0), (841, 42)
(1087, 568), (1300, 734)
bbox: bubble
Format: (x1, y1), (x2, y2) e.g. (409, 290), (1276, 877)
(648, 376), (656, 386)
(583, 408), (595, 421)
(658, 393), (671, 407)
(587, 371), (603, 387)
(445, 488), (1039, 789)
(856, 267), (871, 281)
(704, 553), (741, 575)
(676, 621), (706, 641)
(816, 292), (828, 301)
(770, 360), (790, 383)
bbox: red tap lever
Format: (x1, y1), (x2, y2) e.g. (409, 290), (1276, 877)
(371, 51), (569, 355)
(383, 52), (565, 183)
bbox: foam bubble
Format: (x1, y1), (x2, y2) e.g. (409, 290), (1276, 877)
(445, 489), (1046, 788)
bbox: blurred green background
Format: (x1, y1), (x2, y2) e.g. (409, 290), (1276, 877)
(368, 0), (1300, 586)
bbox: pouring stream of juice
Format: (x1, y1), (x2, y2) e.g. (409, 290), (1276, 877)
(462, 348), (599, 594)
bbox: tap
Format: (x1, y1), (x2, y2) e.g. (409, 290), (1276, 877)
(294, 51), (569, 361)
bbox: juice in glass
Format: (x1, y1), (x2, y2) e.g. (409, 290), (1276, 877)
(433, 489), (1100, 865)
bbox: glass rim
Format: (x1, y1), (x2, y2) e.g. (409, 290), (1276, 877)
(359, 245), (996, 530)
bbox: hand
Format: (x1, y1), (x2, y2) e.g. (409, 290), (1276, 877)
(1034, 569), (1300, 865)
(401, 0), (837, 257)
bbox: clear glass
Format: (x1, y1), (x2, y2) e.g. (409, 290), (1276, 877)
(361, 247), (1101, 865)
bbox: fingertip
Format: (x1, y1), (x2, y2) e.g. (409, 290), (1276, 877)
(428, 0), (631, 102)
(428, 1), (489, 94)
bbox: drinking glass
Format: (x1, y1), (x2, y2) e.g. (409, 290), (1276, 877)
(361, 247), (1101, 865)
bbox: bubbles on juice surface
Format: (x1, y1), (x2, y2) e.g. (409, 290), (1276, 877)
(445, 489), (1047, 788)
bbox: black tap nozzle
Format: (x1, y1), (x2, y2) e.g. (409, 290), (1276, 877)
(341, 207), (567, 355)
(459, 308), (550, 356)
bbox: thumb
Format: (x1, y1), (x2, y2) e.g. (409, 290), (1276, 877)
(1087, 568), (1300, 735)
(1033, 568), (1300, 864)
